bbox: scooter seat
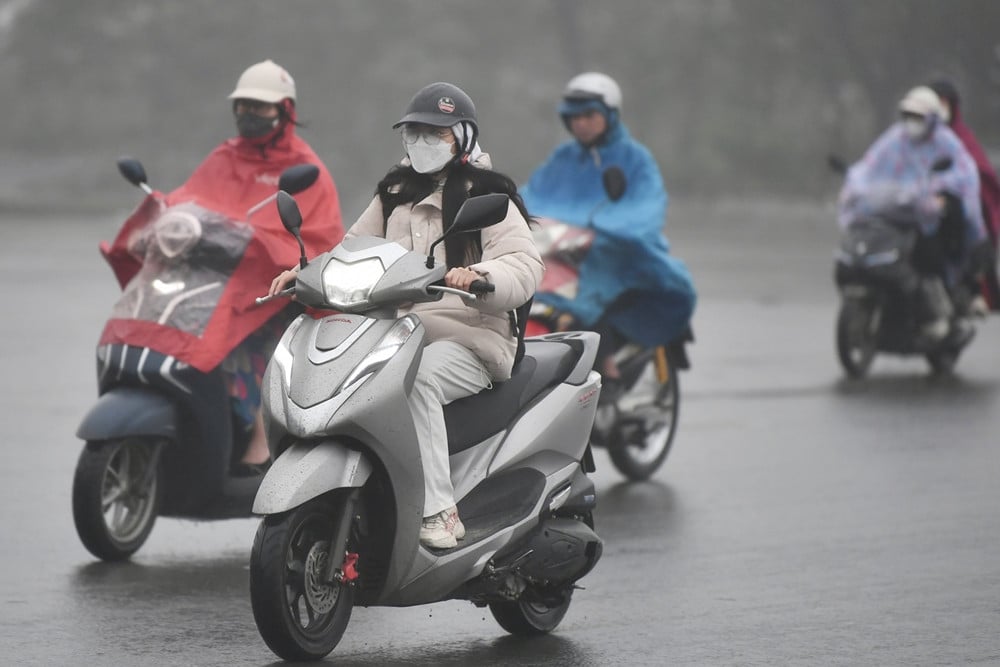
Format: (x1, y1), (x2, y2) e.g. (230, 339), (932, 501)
(444, 340), (580, 454)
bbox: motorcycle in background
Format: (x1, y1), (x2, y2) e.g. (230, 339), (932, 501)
(247, 191), (603, 661)
(526, 167), (692, 481)
(72, 158), (319, 561)
(830, 155), (975, 377)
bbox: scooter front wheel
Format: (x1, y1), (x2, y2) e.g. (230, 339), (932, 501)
(250, 496), (354, 661)
(71, 438), (161, 561)
(836, 299), (879, 378)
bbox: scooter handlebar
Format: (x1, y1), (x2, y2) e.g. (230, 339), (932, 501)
(254, 286), (295, 306)
(469, 279), (495, 294)
(427, 281), (493, 303)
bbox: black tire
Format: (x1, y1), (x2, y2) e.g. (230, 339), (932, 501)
(71, 438), (160, 561)
(249, 496), (354, 661)
(490, 587), (573, 636)
(926, 347), (960, 375)
(607, 349), (680, 481)
(836, 299), (879, 379)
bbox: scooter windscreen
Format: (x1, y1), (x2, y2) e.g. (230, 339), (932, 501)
(841, 181), (937, 231)
(109, 203), (253, 336)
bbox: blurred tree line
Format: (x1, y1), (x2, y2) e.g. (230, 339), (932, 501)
(1, 0), (997, 214)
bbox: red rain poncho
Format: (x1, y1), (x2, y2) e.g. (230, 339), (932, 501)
(99, 125), (344, 372)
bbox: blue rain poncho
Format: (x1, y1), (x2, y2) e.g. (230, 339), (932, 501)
(520, 117), (696, 346)
(839, 121), (985, 247)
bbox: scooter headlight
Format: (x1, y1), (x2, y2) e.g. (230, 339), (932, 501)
(861, 249), (900, 266)
(321, 258), (384, 309)
(340, 316), (418, 390)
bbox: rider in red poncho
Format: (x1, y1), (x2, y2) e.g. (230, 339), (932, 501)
(929, 79), (1000, 312)
(102, 60), (344, 471)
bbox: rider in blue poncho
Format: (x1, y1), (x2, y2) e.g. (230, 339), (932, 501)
(520, 72), (696, 381)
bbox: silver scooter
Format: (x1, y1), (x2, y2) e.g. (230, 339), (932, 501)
(249, 191), (604, 661)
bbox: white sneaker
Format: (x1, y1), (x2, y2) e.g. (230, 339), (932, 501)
(920, 318), (949, 342)
(420, 507), (464, 549)
(446, 506), (466, 541)
(970, 295), (989, 318)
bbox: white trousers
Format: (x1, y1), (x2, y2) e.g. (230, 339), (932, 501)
(408, 340), (492, 517)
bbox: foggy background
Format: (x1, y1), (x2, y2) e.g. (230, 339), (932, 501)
(1, 0), (999, 219)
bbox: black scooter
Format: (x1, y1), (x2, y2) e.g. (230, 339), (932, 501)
(72, 158), (318, 561)
(830, 155), (974, 377)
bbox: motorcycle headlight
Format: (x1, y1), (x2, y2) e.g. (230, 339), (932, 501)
(340, 316), (418, 390)
(321, 258), (385, 309)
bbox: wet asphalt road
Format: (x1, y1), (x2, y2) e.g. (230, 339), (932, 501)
(1, 200), (999, 666)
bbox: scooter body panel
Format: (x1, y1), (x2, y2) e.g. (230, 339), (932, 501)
(488, 373), (601, 476)
(261, 312), (430, 594)
(386, 461), (580, 607)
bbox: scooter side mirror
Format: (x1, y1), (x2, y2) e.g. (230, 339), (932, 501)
(426, 193), (510, 267)
(277, 190), (304, 235)
(117, 157), (150, 190)
(931, 157), (953, 173)
(276, 191), (309, 268)
(602, 166), (627, 202)
(278, 163), (320, 195)
(451, 193), (510, 234)
(827, 154), (848, 176)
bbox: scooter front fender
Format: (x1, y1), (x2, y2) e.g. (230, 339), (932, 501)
(76, 387), (177, 442)
(252, 440), (373, 515)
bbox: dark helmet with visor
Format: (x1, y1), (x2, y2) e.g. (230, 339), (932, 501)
(393, 82), (479, 154)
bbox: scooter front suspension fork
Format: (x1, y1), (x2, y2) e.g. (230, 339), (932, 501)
(323, 487), (361, 584)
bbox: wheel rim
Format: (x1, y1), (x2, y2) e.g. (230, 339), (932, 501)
(617, 363), (676, 465)
(285, 519), (343, 639)
(520, 588), (571, 629)
(100, 442), (157, 544)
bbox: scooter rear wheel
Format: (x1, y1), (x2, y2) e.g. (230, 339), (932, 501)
(607, 348), (680, 481)
(250, 496), (354, 661)
(490, 587), (573, 635)
(71, 438), (160, 561)
(926, 347), (960, 375)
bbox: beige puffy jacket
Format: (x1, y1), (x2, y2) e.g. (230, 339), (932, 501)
(346, 157), (543, 381)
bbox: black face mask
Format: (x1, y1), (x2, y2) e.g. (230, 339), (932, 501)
(235, 113), (278, 139)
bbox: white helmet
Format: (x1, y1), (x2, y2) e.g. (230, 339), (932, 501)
(227, 59), (296, 104)
(898, 86), (944, 118)
(563, 72), (622, 112)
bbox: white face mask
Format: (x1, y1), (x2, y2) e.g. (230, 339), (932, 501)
(902, 117), (929, 141)
(405, 140), (455, 174)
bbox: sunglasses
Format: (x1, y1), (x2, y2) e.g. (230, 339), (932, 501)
(401, 125), (453, 146)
